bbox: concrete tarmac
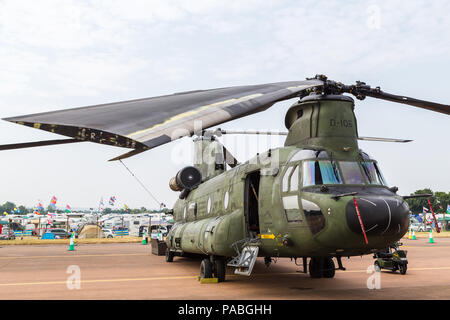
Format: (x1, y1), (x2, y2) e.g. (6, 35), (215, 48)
(1, 238), (449, 300)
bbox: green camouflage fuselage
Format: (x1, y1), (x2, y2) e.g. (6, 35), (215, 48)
(166, 96), (410, 259)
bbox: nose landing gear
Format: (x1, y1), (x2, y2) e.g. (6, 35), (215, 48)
(308, 257), (339, 278)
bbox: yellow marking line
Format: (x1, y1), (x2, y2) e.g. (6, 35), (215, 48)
(0, 276), (198, 287)
(126, 93), (263, 139)
(0, 253), (149, 260)
(2, 266), (450, 287)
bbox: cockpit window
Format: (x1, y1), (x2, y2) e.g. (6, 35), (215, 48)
(290, 149), (328, 162)
(339, 161), (365, 184)
(302, 160), (343, 187)
(361, 161), (387, 185)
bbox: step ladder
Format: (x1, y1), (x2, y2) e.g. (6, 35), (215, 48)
(227, 245), (259, 276)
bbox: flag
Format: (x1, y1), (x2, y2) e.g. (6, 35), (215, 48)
(65, 204), (72, 213)
(47, 213), (54, 225)
(423, 207), (429, 213)
(37, 202), (44, 211)
(99, 197), (105, 211)
(123, 204), (129, 213)
(109, 196), (116, 206)
(49, 196), (57, 208)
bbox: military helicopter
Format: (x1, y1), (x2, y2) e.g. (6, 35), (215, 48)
(1, 74), (448, 281)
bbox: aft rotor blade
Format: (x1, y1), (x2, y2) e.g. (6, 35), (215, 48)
(0, 138), (82, 151)
(402, 193), (433, 199)
(218, 129), (288, 136)
(358, 136), (412, 143)
(222, 145), (239, 168)
(3, 80), (322, 160)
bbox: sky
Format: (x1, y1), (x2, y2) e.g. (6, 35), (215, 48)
(0, 0), (449, 210)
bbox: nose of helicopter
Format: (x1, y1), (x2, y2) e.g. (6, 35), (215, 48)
(345, 196), (410, 238)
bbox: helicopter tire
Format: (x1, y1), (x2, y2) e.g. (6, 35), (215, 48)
(323, 258), (335, 278)
(165, 248), (174, 262)
(309, 258), (323, 278)
(200, 259), (213, 279)
(214, 259), (226, 282)
(400, 264), (407, 275)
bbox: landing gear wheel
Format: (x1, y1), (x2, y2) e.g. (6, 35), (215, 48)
(400, 264), (407, 275)
(309, 258), (322, 278)
(165, 249), (174, 262)
(200, 259), (213, 279)
(214, 259), (226, 282)
(323, 258), (335, 278)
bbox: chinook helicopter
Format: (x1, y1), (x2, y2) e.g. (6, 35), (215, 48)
(1, 74), (448, 281)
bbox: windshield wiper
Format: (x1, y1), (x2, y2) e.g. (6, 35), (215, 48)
(331, 192), (358, 201)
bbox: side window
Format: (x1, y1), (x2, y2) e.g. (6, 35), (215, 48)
(282, 166), (294, 192)
(188, 202), (197, 218)
(290, 166), (299, 191)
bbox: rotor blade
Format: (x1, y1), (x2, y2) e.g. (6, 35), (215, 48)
(363, 90), (450, 115)
(218, 129), (288, 136)
(0, 138), (82, 151)
(108, 148), (148, 162)
(358, 136), (412, 143)
(222, 145), (239, 168)
(402, 194), (433, 199)
(3, 80), (322, 158)
(312, 75), (450, 115)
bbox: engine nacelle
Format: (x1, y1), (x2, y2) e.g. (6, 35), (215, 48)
(169, 166), (202, 192)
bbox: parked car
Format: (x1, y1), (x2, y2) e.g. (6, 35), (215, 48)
(102, 229), (115, 238)
(0, 229), (16, 240)
(410, 223), (431, 232)
(49, 228), (71, 239)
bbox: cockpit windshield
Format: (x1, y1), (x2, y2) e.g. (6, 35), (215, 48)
(301, 160), (387, 187)
(361, 161), (387, 185)
(302, 160), (342, 186)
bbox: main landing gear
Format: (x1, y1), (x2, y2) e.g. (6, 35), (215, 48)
(200, 257), (226, 282)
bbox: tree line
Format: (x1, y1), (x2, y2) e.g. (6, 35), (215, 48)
(404, 189), (449, 214)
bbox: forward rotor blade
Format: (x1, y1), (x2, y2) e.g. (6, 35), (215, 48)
(0, 138), (82, 151)
(3, 80), (322, 159)
(312, 75), (450, 115)
(363, 90), (450, 115)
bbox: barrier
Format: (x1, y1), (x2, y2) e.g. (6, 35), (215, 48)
(114, 229), (129, 236)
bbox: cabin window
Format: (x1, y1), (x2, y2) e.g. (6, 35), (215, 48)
(302, 160), (342, 186)
(282, 195), (302, 223)
(224, 191), (229, 209)
(207, 197), (212, 214)
(188, 202), (197, 218)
